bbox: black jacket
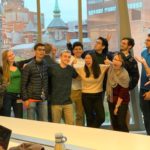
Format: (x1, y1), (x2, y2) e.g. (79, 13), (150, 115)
(44, 55), (55, 66)
(121, 52), (139, 90)
(21, 59), (48, 101)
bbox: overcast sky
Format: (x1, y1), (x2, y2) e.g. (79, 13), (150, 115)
(24, 0), (87, 27)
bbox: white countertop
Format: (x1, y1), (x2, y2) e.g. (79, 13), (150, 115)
(1, 116), (150, 150)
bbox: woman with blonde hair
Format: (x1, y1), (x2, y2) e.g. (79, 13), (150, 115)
(0, 67), (7, 115)
(2, 50), (23, 118)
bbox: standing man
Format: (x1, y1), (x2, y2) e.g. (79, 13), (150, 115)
(120, 37), (139, 91)
(22, 43), (48, 121)
(67, 35), (109, 62)
(44, 43), (56, 122)
(49, 50), (78, 125)
(70, 42), (85, 126)
(140, 34), (150, 135)
(119, 37), (139, 128)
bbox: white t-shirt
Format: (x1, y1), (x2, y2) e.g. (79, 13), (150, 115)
(70, 56), (85, 90)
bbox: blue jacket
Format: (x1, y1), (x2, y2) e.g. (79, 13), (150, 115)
(140, 48), (150, 90)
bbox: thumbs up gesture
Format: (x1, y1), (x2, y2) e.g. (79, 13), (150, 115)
(104, 56), (112, 65)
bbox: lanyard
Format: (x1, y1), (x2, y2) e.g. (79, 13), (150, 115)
(36, 64), (44, 88)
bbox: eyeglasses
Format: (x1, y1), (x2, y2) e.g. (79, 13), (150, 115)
(113, 58), (122, 62)
(36, 48), (45, 51)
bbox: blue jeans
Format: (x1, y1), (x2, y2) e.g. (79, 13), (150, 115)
(3, 92), (23, 118)
(140, 89), (150, 135)
(27, 101), (48, 121)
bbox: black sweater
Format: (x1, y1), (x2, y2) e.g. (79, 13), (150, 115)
(121, 52), (139, 90)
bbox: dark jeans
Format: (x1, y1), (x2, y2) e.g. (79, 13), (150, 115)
(3, 93), (23, 118)
(82, 92), (105, 128)
(140, 89), (150, 135)
(108, 101), (129, 132)
(0, 96), (3, 115)
(47, 95), (52, 122)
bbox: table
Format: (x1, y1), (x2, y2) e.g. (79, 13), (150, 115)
(1, 116), (150, 150)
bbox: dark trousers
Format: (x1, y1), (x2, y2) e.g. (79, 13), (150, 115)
(3, 93), (23, 118)
(108, 101), (129, 132)
(82, 92), (105, 128)
(0, 96), (3, 115)
(47, 98), (52, 122)
(140, 89), (150, 135)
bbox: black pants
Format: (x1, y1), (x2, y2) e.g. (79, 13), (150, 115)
(108, 101), (129, 132)
(140, 89), (150, 135)
(0, 96), (3, 115)
(3, 93), (23, 118)
(47, 97), (52, 122)
(82, 92), (105, 128)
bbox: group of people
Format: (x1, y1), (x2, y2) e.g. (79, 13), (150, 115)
(0, 33), (150, 135)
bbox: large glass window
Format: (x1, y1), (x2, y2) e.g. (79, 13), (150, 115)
(0, 0), (39, 60)
(40, 0), (80, 56)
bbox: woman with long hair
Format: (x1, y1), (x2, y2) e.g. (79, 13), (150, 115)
(0, 67), (7, 115)
(74, 53), (109, 128)
(107, 52), (130, 132)
(2, 50), (23, 118)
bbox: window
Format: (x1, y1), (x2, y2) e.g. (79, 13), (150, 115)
(88, 0), (104, 5)
(0, 0), (38, 60)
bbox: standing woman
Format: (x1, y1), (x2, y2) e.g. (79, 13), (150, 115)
(75, 53), (109, 128)
(107, 53), (130, 132)
(0, 67), (7, 115)
(2, 50), (23, 118)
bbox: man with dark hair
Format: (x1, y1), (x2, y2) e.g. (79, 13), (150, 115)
(120, 37), (139, 90)
(122, 37), (135, 49)
(105, 37), (139, 90)
(33, 43), (45, 51)
(72, 41), (83, 50)
(22, 43), (48, 121)
(140, 34), (150, 135)
(118, 37), (139, 130)
(67, 37), (110, 62)
(69, 42), (85, 126)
